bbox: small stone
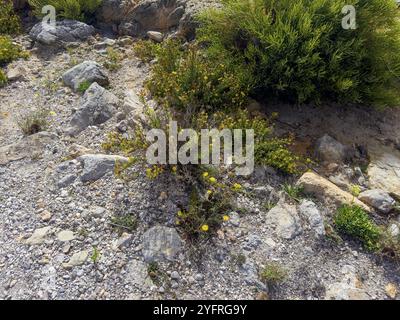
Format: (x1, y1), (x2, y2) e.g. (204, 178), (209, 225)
(63, 250), (89, 269)
(62, 244), (71, 254)
(385, 283), (397, 299)
(40, 210), (52, 222)
(147, 31), (163, 43)
(388, 224), (400, 237)
(195, 273), (204, 282)
(25, 227), (52, 245)
(57, 230), (75, 242)
(171, 271), (180, 280)
(112, 233), (133, 250)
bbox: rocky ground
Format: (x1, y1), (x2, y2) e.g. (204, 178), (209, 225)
(1, 1), (400, 301)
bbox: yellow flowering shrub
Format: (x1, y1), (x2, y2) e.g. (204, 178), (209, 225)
(146, 39), (251, 112)
(0, 35), (28, 66)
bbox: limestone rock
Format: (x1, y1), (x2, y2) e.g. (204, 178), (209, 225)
(358, 189), (395, 214)
(25, 227), (52, 245)
(142, 226), (183, 262)
(62, 61), (109, 92)
(29, 20), (95, 47)
(266, 201), (302, 240)
(299, 200), (325, 237)
(315, 134), (348, 164)
(296, 172), (371, 212)
(78, 154), (129, 183)
(67, 83), (118, 135)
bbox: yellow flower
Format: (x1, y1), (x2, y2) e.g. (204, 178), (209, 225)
(49, 111), (57, 116)
(172, 166), (177, 173)
(223, 215), (230, 222)
(233, 183), (242, 190)
(177, 210), (183, 217)
(202, 172), (209, 178)
(209, 177), (217, 184)
(176, 220), (180, 226)
(201, 225), (209, 232)
(207, 190), (212, 195)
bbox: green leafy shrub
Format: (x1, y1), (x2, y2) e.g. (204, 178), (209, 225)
(0, 0), (22, 35)
(133, 39), (160, 63)
(198, 0), (400, 107)
(28, 0), (102, 22)
(0, 69), (7, 87)
(0, 35), (28, 66)
(334, 205), (381, 251)
(147, 39), (251, 112)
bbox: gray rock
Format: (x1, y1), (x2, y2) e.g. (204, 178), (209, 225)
(315, 134), (348, 163)
(358, 189), (395, 214)
(171, 271), (180, 280)
(367, 149), (400, 199)
(29, 20), (95, 47)
(6, 65), (26, 82)
(299, 200), (325, 237)
(63, 250), (89, 269)
(25, 227), (52, 245)
(103, 0), (186, 36)
(147, 31), (164, 42)
(266, 201), (302, 240)
(62, 61), (109, 92)
(388, 224), (400, 238)
(67, 83), (118, 135)
(325, 265), (369, 300)
(112, 233), (133, 250)
(142, 226), (183, 262)
(126, 259), (152, 288)
(242, 234), (262, 251)
(57, 230), (75, 242)
(78, 154), (129, 183)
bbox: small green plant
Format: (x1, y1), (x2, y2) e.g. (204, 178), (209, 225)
(91, 246), (101, 264)
(334, 205), (381, 251)
(350, 184), (362, 197)
(0, 69), (7, 87)
(282, 183), (303, 202)
(0, 1), (21, 35)
(110, 214), (137, 234)
(77, 80), (91, 93)
(0, 36), (28, 66)
(133, 39), (160, 62)
(103, 47), (122, 71)
(260, 262), (287, 285)
(147, 261), (165, 285)
(231, 253), (246, 266)
(17, 109), (50, 136)
(28, 0), (102, 22)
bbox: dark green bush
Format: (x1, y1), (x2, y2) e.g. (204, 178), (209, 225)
(198, 0), (400, 107)
(0, 0), (22, 35)
(28, 0), (102, 22)
(334, 205), (381, 251)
